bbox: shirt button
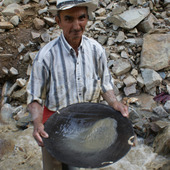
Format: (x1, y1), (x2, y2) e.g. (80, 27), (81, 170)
(78, 78), (80, 80)
(79, 93), (81, 96)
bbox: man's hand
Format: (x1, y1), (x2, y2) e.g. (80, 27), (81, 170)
(33, 122), (49, 147)
(102, 90), (129, 118)
(112, 100), (129, 118)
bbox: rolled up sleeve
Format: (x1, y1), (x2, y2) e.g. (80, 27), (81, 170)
(99, 51), (114, 94)
(27, 59), (48, 106)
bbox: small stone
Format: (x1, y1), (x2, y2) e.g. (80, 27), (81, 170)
(10, 15), (19, 26)
(114, 31), (125, 43)
(27, 64), (32, 76)
(164, 100), (170, 113)
(38, 6), (48, 15)
(16, 78), (27, 87)
(33, 18), (45, 30)
(9, 67), (18, 75)
(2, 67), (8, 74)
(123, 75), (137, 87)
(153, 105), (169, 118)
(124, 84), (137, 96)
(95, 8), (106, 16)
(31, 31), (40, 39)
(18, 43), (25, 53)
(41, 32), (50, 43)
(44, 17), (56, 26)
(97, 35), (108, 45)
(0, 21), (14, 29)
(121, 51), (129, 59)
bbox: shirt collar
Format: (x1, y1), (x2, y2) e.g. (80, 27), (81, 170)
(60, 32), (84, 54)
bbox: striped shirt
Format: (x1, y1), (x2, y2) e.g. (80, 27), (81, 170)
(27, 33), (114, 111)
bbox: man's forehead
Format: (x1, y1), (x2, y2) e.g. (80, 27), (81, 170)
(60, 6), (88, 15)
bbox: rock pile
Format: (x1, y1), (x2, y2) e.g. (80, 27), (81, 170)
(0, 0), (170, 166)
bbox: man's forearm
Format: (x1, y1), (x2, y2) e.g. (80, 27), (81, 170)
(28, 101), (44, 124)
(102, 90), (117, 107)
(102, 90), (129, 117)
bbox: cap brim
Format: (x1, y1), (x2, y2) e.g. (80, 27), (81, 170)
(43, 103), (134, 168)
(57, 2), (97, 20)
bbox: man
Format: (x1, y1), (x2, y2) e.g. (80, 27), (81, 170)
(27, 0), (129, 169)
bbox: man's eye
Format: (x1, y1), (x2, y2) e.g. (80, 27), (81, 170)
(64, 17), (73, 22)
(79, 15), (86, 20)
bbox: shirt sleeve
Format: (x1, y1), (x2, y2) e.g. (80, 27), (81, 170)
(99, 49), (114, 94)
(27, 58), (49, 106)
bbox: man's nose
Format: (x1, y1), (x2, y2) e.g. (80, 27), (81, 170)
(73, 20), (81, 30)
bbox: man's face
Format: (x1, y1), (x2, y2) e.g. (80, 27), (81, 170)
(56, 7), (88, 47)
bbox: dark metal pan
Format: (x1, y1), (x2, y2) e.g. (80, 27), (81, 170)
(43, 102), (134, 168)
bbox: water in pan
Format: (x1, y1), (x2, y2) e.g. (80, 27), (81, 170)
(62, 117), (118, 153)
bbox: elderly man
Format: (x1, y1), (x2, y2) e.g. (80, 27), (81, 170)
(27, 0), (129, 169)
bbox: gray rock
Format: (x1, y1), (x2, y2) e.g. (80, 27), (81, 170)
(123, 75), (137, 87)
(9, 67), (18, 75)
(129, 0), (146, 5)
(140, 34), (170, 71)
(16, 114), (32, 129)
(16, 78), (26, 87)
(97, 35), (107, 45)
(164, 0), (170, 6)
(3, 0), (21, 6)
(38, 6), (48, 15)
(107, 37), (114, 46)
(153, 125), (170, 156)
(137, 74), (144, 88)
(167, 85), (170, 94)
(0, 103), (14, 122)
(0, 21), (14, 29)
(29, 51), (38, 61)
(124, 38), (143, 46)
(18, 43), (25, 53)
(114, 31), (125, 43)
(111, 58), (131, 76)
(129, 107), (141, 123)
(31, 32), (40, 39)
(2, 67), (8, 75)
(141, 68), (162, 91)
(107, 8), (150, 29)
(48, 5), (57, 16)
(44, 17), (56, 26)
(131, 69), (138, 78)
(137, 13), (158, 33)
(111, 6), (126, 15)
(95, 8), (106, 16)
(153, 105), (169, 118)
(109, 53), (120, 60)
(164, 100), (170, 113)
(11, 86), (27, 103)
(121, 51), (129, 59)
(9, 15), (19, 26)
(33, 18), (45, 30)
(2, 3), (24, 16)
(26, 64), (32, 76)
(0, 82), (12, 106)
(41, 32), (50, 43)
(124, 83), (137, 96)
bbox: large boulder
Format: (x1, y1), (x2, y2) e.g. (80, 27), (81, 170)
(140, 34), (170, 71)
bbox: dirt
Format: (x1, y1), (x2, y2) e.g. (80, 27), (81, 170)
(0, 3), (45, 84)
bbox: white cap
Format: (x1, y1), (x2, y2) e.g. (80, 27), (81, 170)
(56, 0), (98, 19)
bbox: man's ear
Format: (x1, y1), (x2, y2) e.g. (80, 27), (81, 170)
(55, 16), (60, 25)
